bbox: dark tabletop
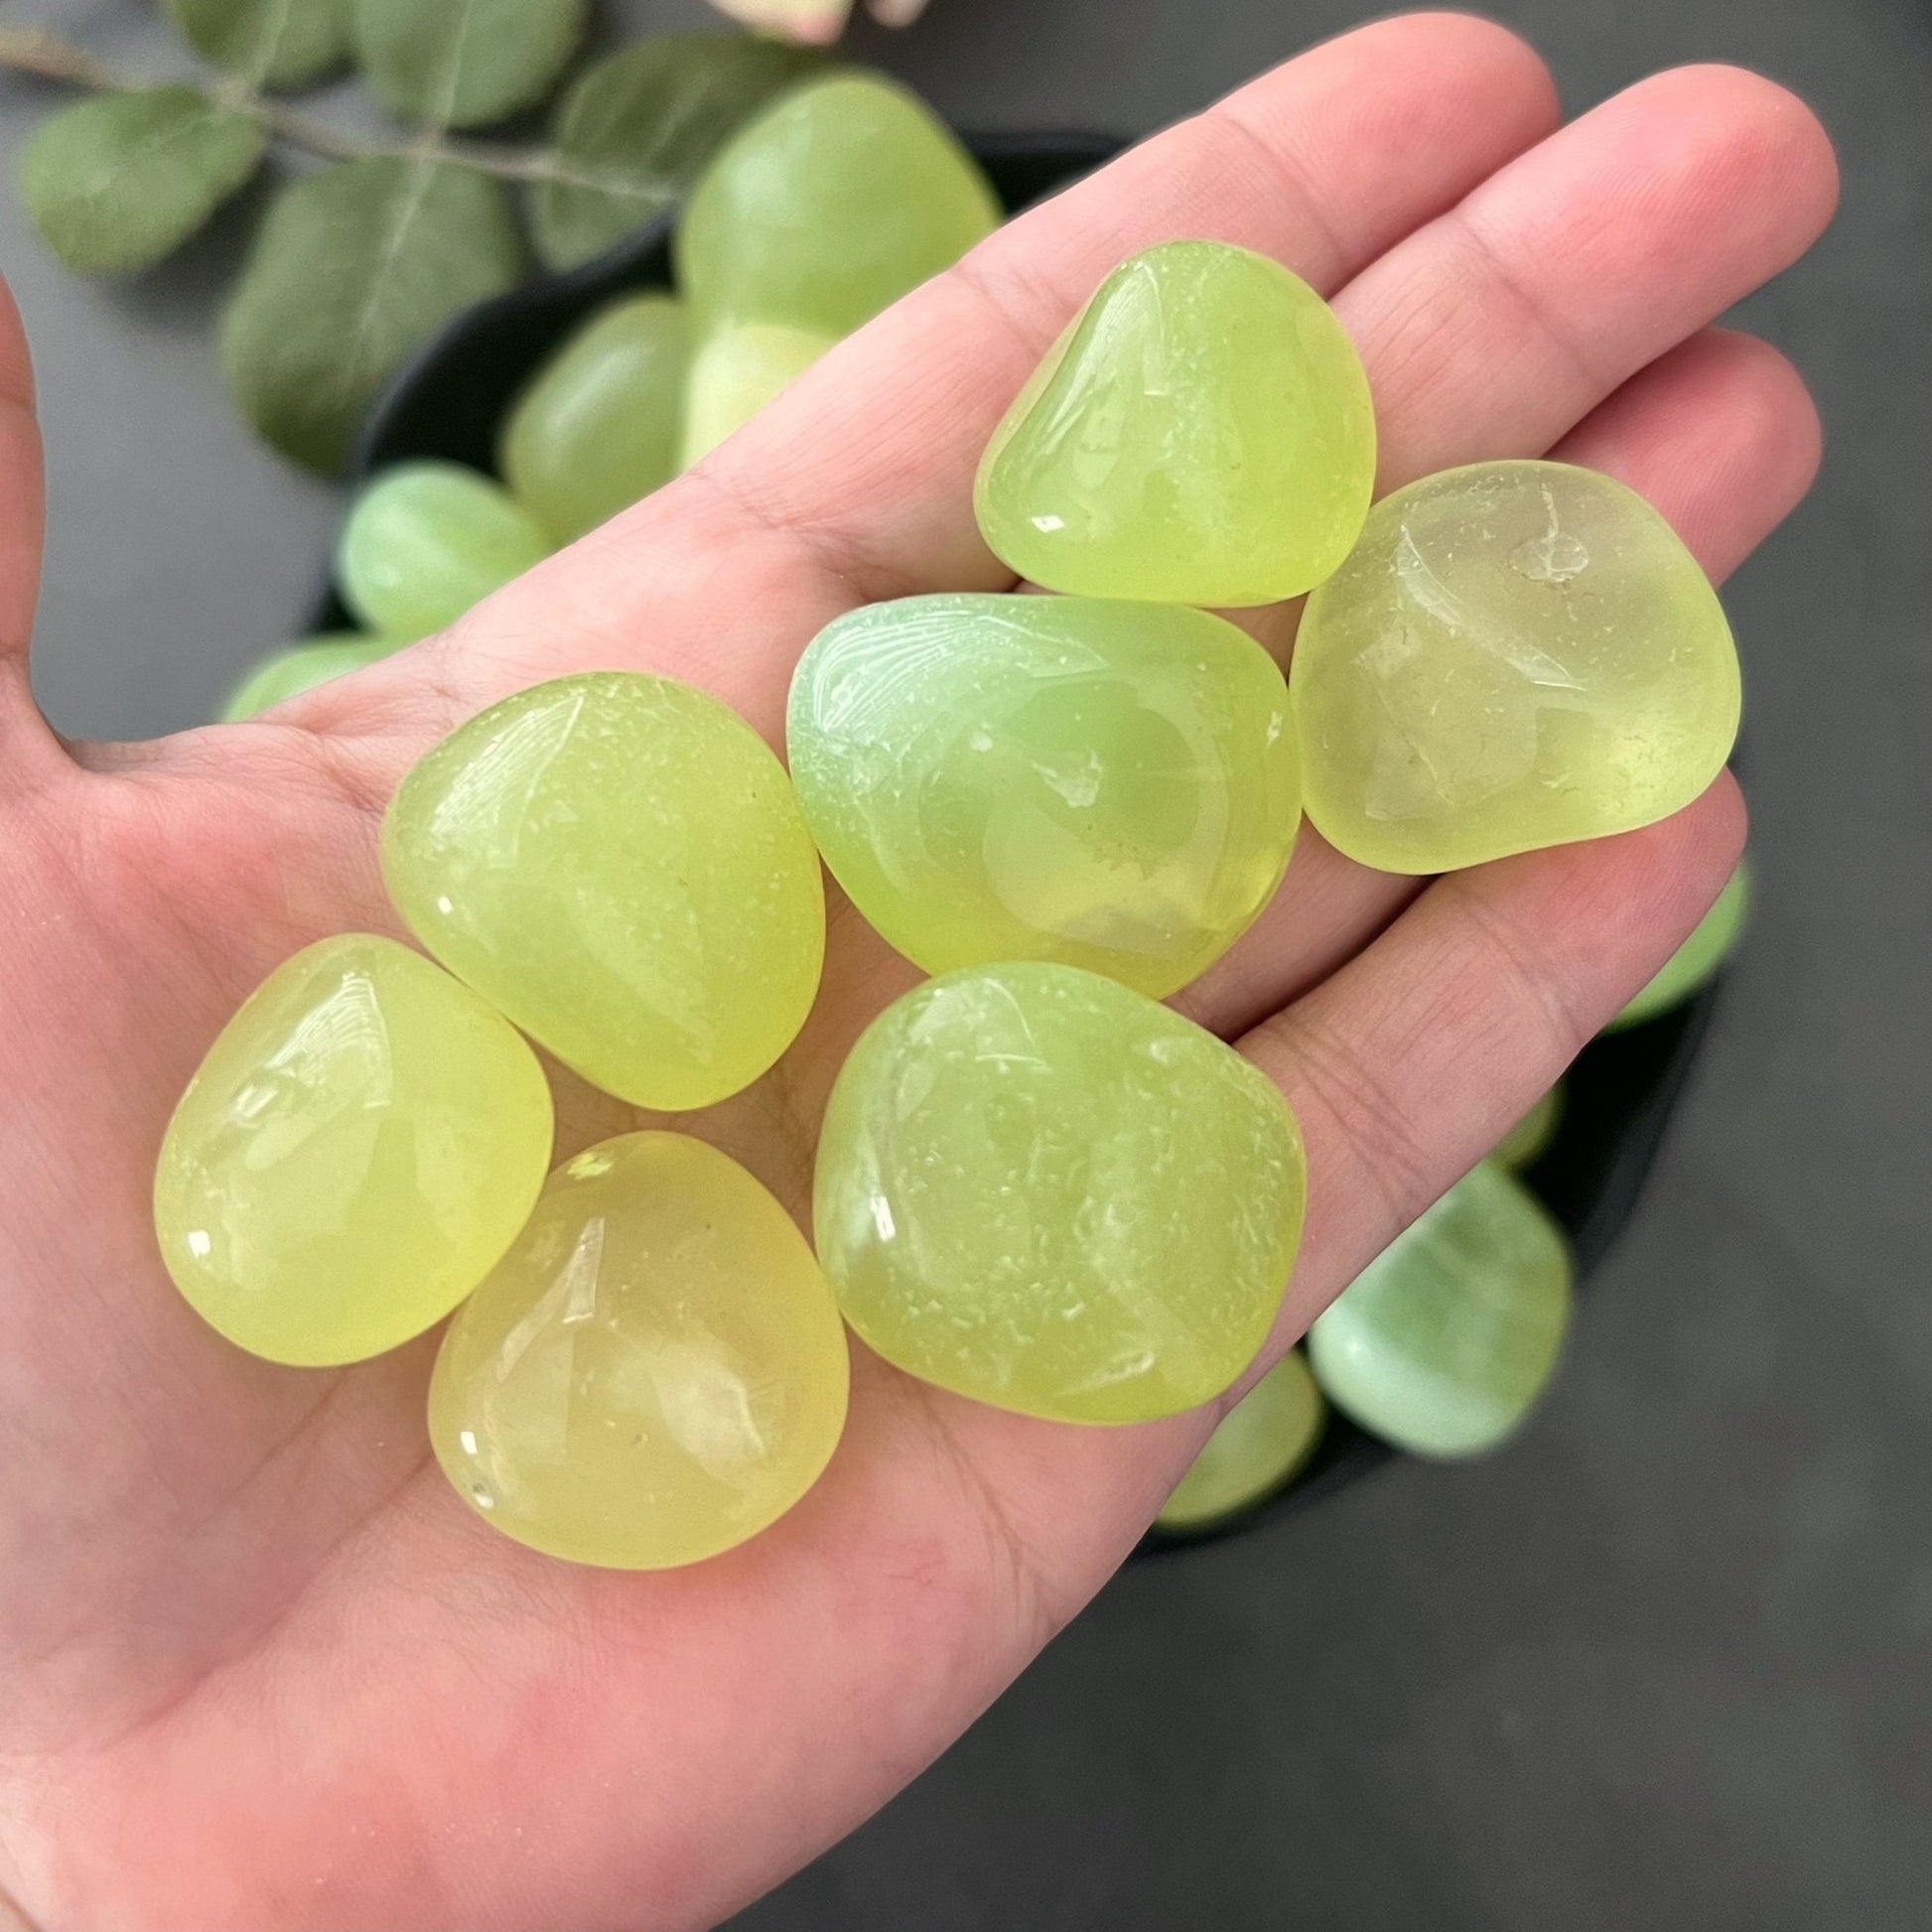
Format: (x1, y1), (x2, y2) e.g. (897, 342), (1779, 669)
(2, 1), (1926, 1926)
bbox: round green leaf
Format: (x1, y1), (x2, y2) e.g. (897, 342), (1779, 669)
(17, 86), (265, 277)
(164, 0), (352, 90)
(531, 33), (820, 270)
(221, 158), (522, 472)
(352, 0), (587, 130)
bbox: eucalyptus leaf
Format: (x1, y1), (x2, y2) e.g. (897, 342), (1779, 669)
(17, 86), (265, 277)
(163, 0), (352, 90)
(531, 33), (819, 270)
(352, 0), (587, 130)
(221, 158), (522, 471)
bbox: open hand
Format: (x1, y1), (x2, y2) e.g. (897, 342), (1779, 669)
(0, 17), (1834, 1929)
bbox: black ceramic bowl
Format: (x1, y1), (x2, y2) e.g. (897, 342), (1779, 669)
(309, 131), (1726, 1538)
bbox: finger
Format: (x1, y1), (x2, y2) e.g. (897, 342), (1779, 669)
(1178, 324), (1823, 1040)
(0, 274), (55, 777)
(1246, 775), (1747, 1347)
(691, 10), (1563, 601)
(273, 12), (1559, 758)
(1351, 63), (1838, 489)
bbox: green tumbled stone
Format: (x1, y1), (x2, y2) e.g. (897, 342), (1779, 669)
(153, 934), (554, 1366)
(973, 240), (1375, 607)
(381, 672), (825, 1113)
(499, 294), (690, 543)
(1492, 1083), (1564, 1172)
(1308, 1161), (1571, 1458)
(1155, 1351), (1325, 1533)
(676, 71), (1000, 340)
(813, 962), (1306, 1425)
(679, 320), (836, 469)
(786, 594), (1302, 998)
(217, 633), (397, 721)
(1293, 461), (1740, 873)
(1606, 859), (1750, 1031)
(338, 461), (552, 641)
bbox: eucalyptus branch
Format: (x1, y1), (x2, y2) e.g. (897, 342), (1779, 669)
(0, 24), (673, 198)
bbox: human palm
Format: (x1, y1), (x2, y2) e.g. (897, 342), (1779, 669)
(0, 18), (1834, 1930)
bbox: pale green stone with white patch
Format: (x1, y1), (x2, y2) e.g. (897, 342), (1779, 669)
(1309, 1160), (1571, 1457)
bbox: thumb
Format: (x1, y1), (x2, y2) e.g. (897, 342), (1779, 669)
(0, 271), (56, 779)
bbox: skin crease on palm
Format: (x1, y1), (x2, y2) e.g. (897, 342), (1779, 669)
(0, 17), (1835, 1931)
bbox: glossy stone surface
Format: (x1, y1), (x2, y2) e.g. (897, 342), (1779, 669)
(154, 934), (553, 1366)
(430, 1133), (850, 1570)
(814, 963), (1306, 1424)
(1308, 1161), (1571, 1458)
(679, 321), (836, 469)
(1293, 461), (1740, 873)
(217, 633), (397, 722)
(1155, 1351), (1325, 1533)
(974, 240), (1375, 607)
(381, 672), (824, 1112)
(675, 71), (1000, 339)
(1492, 1083), (1564, 1172)
(1608, 859), (1750, 1031)
(787, 594), (1302, 997)
(337, 461), (552, 640)
(499, 295), (690, 543)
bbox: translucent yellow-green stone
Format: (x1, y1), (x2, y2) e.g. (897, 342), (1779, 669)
(337, 461), (552, 641)
(217, 633), (397, 722)
(499, 295), (690, 543)
(1492, 1083), (1564, 1172)
(1155, 1351), (1325, 1533)
(786, 594), (1302, 997)
(153, 934), (554, 1366)
(1607, 859), (1750, 1031)
(1308, 1161), (1571, 1458)
(814, 962), (1305, 1424)
(1293, 461), (1741, 874)
(973, 240), (1375, 607)
(679, 321), (836, 470)
(381, 672), (825, 1112)
(675, 71), (1001, 339)
(429, 1133), (851, 1570)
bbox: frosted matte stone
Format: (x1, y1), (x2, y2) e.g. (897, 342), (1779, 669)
(1293, 461), (1740, 873)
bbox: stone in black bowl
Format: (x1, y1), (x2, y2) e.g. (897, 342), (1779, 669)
(307, 128), (1726, 1540)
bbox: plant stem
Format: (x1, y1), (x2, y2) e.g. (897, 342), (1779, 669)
(0, 23), (672, 199)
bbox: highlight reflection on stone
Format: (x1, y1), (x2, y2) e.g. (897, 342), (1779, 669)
(153, 934), (554, 1365)
(814, 962), (1306, 1424)
(430, 1133), (851, 1570)
(1292, 461), (1739, 874)
(974, 240), (1375, 607)
(786, 594), (1302, 997)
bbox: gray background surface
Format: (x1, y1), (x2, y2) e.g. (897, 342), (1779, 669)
(3, 0), (1928, 1926)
